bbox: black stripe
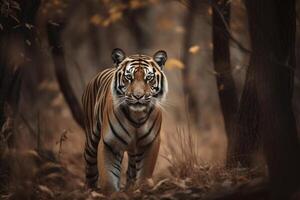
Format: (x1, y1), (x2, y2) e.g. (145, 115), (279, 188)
(84, 154), (96, 164)
(128, 151), (144, 158)
(85, 147), (97, 158)
(138, 116), (159, 142)
(136, 156), (144, 163)
(152, 67), (157, 73)
(86, 141), (97, 154)
(84, 155), (97, 166)
(91, 131), (100, 140)
(130, 62), (149, 67)
(121, 107), (143, 127)
(129, 163), (136, 169)
(136, 166), (142, 171)
(140, 106), (154, 124)
(108, 115), (128, 145)
(140, 126), (161, 147)
(103, 140), (116, 154)
(113, 109), (131, 137)
(112, 163), (121, 172)
(90, 136), (99, 147)
(131, 59), (150, 63)
(110, 170), (120, 179)
(158, 74), (164, 96)
(103, 140), (122, 162)
(116, 71), (123, 95)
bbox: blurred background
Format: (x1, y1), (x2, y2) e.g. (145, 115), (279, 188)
(1, 0), (300, 199)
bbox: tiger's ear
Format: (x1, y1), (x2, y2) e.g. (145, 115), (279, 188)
(112, 48), (126, 65)
(153, 50), (167, 69)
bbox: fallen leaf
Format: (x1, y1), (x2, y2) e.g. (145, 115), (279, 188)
(91, 191), (105, 198)
(38, 185), (54, 197)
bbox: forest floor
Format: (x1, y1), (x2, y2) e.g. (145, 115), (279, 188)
(0, 148), (267, 200)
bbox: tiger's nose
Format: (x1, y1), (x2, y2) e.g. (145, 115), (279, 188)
(133, 92), (144, 100)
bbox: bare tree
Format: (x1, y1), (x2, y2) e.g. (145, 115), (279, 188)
(245, 0), (300, 199)
(211, 0), (239, 165)
(0, 0), (41, 148)
(181, 0), (200, 124)
(124, 8), (152, 52)
(47, 22), (85, 129)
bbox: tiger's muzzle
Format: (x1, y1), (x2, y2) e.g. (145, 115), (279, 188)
(125, 94), (152, 112)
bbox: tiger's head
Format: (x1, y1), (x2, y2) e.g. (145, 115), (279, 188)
(111, 48), (168, 113)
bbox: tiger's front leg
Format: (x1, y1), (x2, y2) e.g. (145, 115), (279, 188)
(98, 139), (124, 193)
(135, 135), (160, 189)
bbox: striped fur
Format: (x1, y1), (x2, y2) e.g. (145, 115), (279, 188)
(82, 50), (168, 192)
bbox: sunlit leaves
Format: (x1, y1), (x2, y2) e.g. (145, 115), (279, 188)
(165, 58), (184, 70)
(90, 14), (103, 26)
(42, 0), (68, 20)
(189, 45), (200, 54)
(129, 0), (144, 9)
(43, 0), (159, 27)
(89, 0), (157, 27)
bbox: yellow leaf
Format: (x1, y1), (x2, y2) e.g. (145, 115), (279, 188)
(90, 14), (103, 26)
(129, 0), (143, 9)
(165, 58), (184, 70)
(102, 19), (111, 27)
(189, 45), (200, 54)
(109, 11), (122, 23)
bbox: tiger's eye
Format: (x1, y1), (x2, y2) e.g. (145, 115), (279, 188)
(125, 74), (132, 80)
(146, 74), (154, 81)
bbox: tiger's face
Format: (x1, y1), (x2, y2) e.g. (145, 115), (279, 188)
(111, 48), (168, 112)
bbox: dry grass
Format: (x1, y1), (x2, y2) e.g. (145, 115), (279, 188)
(160, 119), (267, 195)
(0, 123), (266, 200)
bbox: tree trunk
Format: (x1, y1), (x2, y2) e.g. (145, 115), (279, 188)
(211, 0), (239, 165)
(47, 22), (85, 129)
(182, 0), (200, 124)
(85, 1), (102, 65)
(246, 0), (300, 199)
(227, 64), (260, 167)
(0, 0), (41, 148)
(124, 7), (152, 52)
(0, 0), (40, 193)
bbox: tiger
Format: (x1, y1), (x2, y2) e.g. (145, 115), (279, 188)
(82, 48), (168, 192)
